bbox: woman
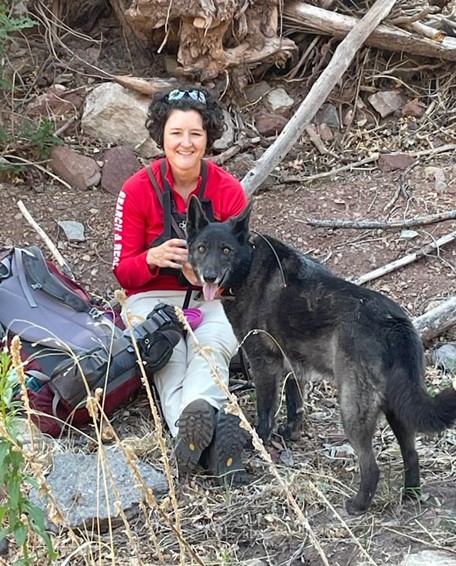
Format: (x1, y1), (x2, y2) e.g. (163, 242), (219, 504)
(112, 87), (249, 483)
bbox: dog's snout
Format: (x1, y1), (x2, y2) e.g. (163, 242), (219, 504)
(203, 272), (217, 283)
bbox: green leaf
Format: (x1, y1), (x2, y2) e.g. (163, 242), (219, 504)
(0, 440), (9, 462)
(9, 448), (24, 470)
(23, 502), (46, 532)
(13, 523), (27, 547)
(8, 475), (21, 509)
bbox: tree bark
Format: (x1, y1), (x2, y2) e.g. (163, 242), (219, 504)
(283, 2), (456, 61)
(413, 298), (456, 344)
(123, 0), (296, 81)
(241, 0), (399, 197)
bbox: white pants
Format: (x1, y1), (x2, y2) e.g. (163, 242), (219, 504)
(122, 290), (238, 437)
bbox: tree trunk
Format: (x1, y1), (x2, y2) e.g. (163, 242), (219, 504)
(124, 0), (296, 81)
(283, 2), (456, 61)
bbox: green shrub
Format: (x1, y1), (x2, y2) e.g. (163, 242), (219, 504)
(0, 350), (57, 565)
(0, 3), (37, 90)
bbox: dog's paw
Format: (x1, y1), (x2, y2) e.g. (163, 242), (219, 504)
(402, 486), (421, 502)
(277, 424), (301, 442)
(256, 419), (272, 443)
(345, 496), (369, 516)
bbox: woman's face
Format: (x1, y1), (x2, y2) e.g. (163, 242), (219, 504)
(163, 109), (207, 177)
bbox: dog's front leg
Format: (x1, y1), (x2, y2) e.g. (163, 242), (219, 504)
(245, 349), (282, 441)
(281, 375), (306, 441)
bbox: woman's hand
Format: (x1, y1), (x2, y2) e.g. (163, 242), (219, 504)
(146, 238), (188, 270)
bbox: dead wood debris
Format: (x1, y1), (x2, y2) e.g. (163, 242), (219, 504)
(306, 209), (456, 230)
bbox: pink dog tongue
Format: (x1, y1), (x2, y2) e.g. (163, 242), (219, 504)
(203, 282), (219, 301)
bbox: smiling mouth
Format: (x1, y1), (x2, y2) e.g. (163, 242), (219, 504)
(201, 269), (229, 301)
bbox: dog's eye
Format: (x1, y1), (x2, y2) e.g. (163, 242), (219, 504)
(197, 245), (205, 253)
(222, 247), (230, 255)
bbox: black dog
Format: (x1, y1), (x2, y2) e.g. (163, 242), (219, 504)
(186, 196), (456, 514)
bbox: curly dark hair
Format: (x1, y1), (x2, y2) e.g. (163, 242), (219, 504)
(145, 86), (225, 151)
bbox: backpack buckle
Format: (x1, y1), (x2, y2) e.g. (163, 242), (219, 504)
(89, 307), (103, 319)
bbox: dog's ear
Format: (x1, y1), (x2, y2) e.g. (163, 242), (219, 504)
(229, 202), (252, 242)
(186, 195), (210, 241)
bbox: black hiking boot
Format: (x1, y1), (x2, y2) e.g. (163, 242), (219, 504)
(211, 409), (250, 486)
(175, 399), (216, 475)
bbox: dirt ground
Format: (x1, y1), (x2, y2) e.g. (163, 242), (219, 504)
(2, 152), (456, 566)
(3, 153), (456, 317)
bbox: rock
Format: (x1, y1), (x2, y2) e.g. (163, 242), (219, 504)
(30, 448), (168, 532)
(254, 111), (288, 136)
(319, 123), (334, 141)
(81, 82), (161, 159)
(244, 80), (272, 103)
(431, 343), (456, 375)
(316, 103), (340, 129)
(25, 85), (84, 117)
(378, 153), (415, 172)
(101, 146), (141, 196)
(265, 87), (294, 114)
(402, 100), (426, 119)
(58, 220), (85, 242)
(434, 168), (447, 193)
(50, 145), (101, 190)
(425, 166), (447, 192)
(399, 550), (456, 566)
(400, 230), (419, 239)
(368, 90), (404, 118)
(213, 109), (235, 151)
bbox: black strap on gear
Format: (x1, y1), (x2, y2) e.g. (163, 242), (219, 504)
(20, 246), (102, 317)
(146, 159), (214, 247)
(145, 159), (214, 298)
(133, 303), (184, 374)
(49, 303), (185, 409)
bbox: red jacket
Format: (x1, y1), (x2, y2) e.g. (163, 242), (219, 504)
(113, 159), (248, 296)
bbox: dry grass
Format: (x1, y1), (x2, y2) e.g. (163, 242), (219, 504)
(6, 323), (456, 566)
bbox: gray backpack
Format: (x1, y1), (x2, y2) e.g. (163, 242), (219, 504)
(0, 246), (183, 436)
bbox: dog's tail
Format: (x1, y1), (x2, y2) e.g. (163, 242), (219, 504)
(388, 368), (456, 433)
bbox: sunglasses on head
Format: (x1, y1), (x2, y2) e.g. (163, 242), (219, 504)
(167, 89), (206, 104)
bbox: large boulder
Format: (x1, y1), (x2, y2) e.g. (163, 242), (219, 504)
(81, 82), (161, 159)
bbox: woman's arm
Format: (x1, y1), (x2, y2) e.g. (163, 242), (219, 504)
(113, 183), (158, 290)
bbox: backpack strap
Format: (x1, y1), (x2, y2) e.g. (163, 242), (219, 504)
(146, 162), (186, 240)
(15, 248), (38, 308)
(198, 160), (215, 222)
(21, 246), (102, 318)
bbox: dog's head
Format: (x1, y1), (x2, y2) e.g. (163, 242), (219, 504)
(186, 196), (253, 300)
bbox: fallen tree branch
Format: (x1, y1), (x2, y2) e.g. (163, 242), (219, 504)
(277, 144), (456, 184)
(111, 75), (177, 96)
(389, 6), (439, 26)
(209, 136), (261, 165)
(241, 0), (399, 196)
(17, 200), (75, 280)
(353, 230), (456, 286)
(3, 155), (72, 190)
(306, 209), (456, 230)
(283, 2), (456, 61)
(413, 297), (456, 344)
(279, 154), (380, 183)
